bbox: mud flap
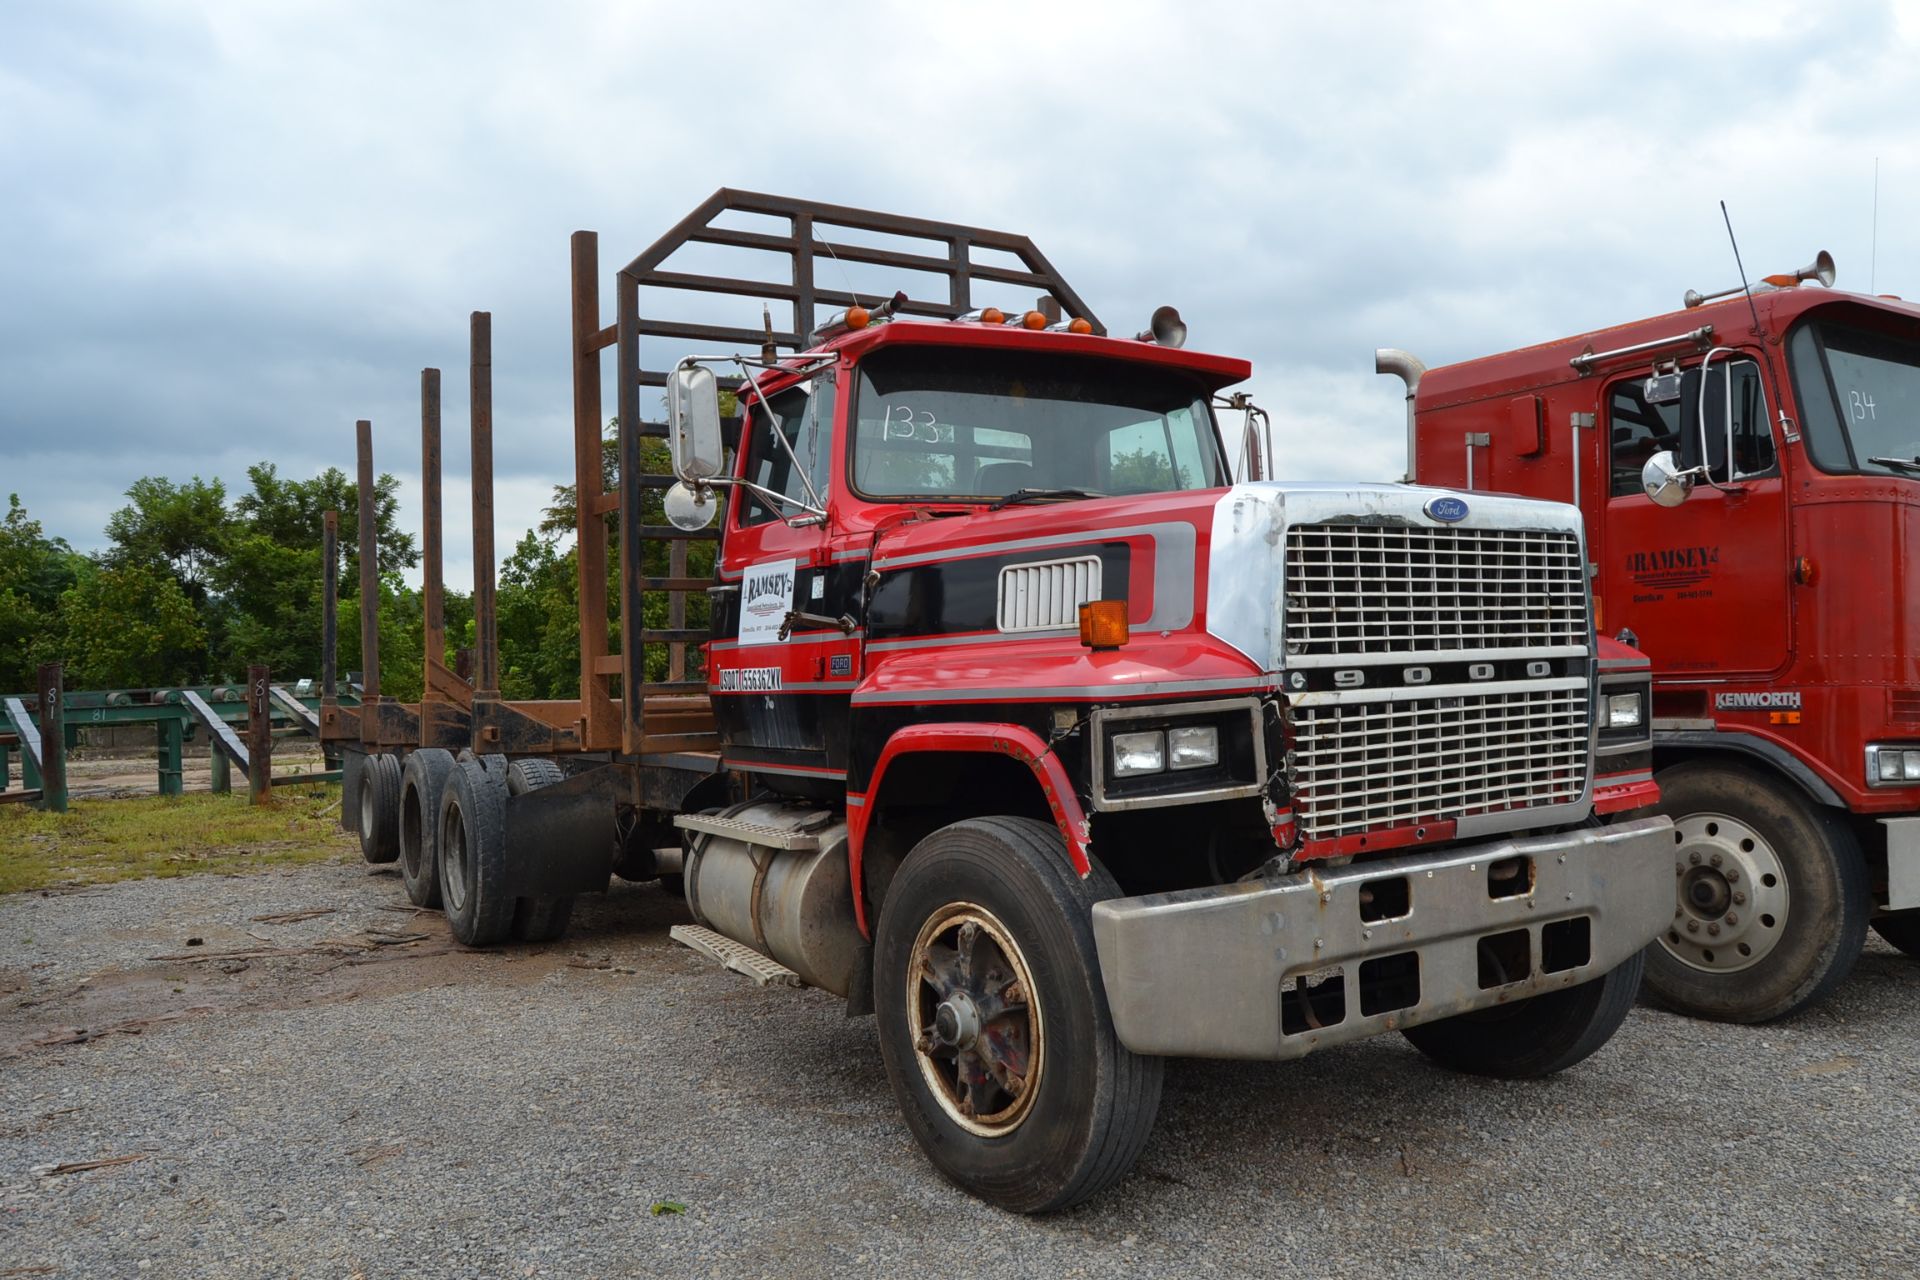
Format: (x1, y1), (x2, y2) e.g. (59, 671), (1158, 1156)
(501, 764), (622, 897)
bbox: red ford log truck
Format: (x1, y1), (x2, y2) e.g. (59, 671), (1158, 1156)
(1381, 249), (1920, 1023)
(331, 192), (1673, 1210)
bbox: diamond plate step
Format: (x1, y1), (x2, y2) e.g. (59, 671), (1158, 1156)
(669, 924), (802, 988)
(673, 812), (823, 851)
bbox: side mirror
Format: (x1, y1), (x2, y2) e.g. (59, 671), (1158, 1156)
(662, 481), (718, 532)
(666, 364), (724, 482)
(1641, 450), (1693, 507)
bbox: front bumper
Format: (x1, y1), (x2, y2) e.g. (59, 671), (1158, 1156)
(1090, 816), (1675, 1060)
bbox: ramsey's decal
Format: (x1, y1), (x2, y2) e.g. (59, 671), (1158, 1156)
(718, 667), (783, 692)
(739, 558), (797, 647)
(1716, 690), (1801, 711)
(1626, 544), (1719, 599)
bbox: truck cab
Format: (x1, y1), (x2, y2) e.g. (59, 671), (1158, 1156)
(1386, 256), (1920, 1023)
(665, 256), (1674, 1208)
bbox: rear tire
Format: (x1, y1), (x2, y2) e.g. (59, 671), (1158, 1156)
(398, 749), (456, 907)
(1871, 912), (1920, 958)
(1644, 761), (1868, 1023)
(1402, 949), (1645, 1078)
(437, 757), (514, 946)
(506, 759), (574, 943)
(873, 817), (1162, 1213)
(357, 753), (402, 865)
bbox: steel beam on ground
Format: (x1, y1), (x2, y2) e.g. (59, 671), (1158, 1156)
(183, 690), (249, 780)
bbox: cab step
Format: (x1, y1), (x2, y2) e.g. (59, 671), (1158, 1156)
(673, 811), (825, 851)
(669, 924), (802, 988)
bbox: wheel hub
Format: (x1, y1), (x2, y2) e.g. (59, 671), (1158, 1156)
(1660, 813), (1790, 973)
(907, 905), (1041, 1138)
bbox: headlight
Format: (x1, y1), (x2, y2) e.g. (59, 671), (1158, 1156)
(1111, 730), (1166, 777)
(1606, 692), (1645, 730)
(1168, 725), (1220, 770)
(1869, 745), (1920, 786)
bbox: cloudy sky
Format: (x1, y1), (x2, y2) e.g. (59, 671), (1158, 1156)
(3, 1), (1915, 587)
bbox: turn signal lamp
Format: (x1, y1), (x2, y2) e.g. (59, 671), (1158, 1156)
(845, 305), (871, 330)
(981, 307), (1006, 325)
(1079, 599), (1129, 650)
(1068, 316), (1093, 334)
(1022, 310), (1048, 330)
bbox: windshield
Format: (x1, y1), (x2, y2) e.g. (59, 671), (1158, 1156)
(850, 346), (1227, 500)
(1789, 319), (1920, 475)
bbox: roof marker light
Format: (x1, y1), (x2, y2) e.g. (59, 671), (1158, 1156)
(1021, 310), (1047, 330)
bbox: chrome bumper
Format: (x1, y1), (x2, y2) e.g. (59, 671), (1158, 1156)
(1090, 816), (1675, 1060)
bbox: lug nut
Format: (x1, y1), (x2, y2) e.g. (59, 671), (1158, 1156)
(1676, 862), (1686, 875)
(1707, 923), (1721, 936)
(1689, 851), (1702, 865)
(1734, 892), (1747, 905)
(1726, 912), (1739, 926)
(1686, 921), (1700, 934)
(1710, 853), (1724, 868)
(1725, 869), (1739, 883)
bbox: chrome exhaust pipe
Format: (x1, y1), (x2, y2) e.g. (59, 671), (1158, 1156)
(1375, 348), (1428, 483)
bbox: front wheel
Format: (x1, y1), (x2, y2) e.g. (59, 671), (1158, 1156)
(1644, 761), (1868, 1023)
(872, 817), (1162, 1214)
(1402, 948), (1644, 1078)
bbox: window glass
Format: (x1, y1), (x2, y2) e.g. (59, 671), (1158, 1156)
(1788, 322), (1920, 476)
(1608, 380), (1681, 497)
(1608, 359), (1773, 496)
(742, 375), (835, 525)
(852, 347), (1225, 500)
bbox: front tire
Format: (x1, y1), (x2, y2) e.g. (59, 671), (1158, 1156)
(1403, 949), (1644, 1078)
(1644, 761), (1868, 1023)
(872, 817), (1162, 1214)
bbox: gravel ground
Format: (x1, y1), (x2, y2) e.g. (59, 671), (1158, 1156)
(3, 859), (1918, 1279)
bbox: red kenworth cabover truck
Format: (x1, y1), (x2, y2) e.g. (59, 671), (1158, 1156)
(332, 192), (1673, 1211)
(1382, 249), (1920, 1023)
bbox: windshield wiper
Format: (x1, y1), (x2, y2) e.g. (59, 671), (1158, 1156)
(987, 487), (1106, 511)
(1867, 455), (1920, 474)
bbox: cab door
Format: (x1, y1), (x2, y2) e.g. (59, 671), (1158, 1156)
(709, 371), (855, 786)
(1599, 355), (1791, 677)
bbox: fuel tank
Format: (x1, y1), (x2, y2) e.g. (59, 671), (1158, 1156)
(682, 801), (865, 996)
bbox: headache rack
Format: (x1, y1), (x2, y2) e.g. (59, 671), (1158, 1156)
(321, 190), (1101, 761)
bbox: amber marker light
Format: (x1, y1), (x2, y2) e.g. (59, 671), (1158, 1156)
(845, 305), (871, 329)
(1067, 316), (1093, 334)
(1079, 599), (1129, 650)
(980, 307), (1006, 325)
(1022, 310), (1048, 330)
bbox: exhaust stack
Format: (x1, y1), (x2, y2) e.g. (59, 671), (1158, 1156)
(1375, 348), (1428, 483)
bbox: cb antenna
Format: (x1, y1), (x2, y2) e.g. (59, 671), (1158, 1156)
(1719, 200), (1764, 338)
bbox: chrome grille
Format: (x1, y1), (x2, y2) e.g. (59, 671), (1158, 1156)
(1285, 524), (1587, 658)
(997, 556), (1101, 633)
(1289, 685), (1591, 839)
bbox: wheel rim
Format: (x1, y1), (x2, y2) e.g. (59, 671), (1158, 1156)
(1659, 811), (1791, 973)
(906, 902), (1042, 1138)
(441, 804), (470, 914)
(359, 780), (376, 843)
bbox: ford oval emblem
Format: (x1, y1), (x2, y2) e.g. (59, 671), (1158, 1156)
(1424, 495), (1470, 523)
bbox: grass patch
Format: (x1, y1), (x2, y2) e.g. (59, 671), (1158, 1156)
(0, 786), (355, 894)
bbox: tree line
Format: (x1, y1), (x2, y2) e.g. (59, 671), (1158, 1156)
(0, 426), (709, 699)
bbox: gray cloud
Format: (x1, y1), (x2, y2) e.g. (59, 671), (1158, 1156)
(3, 0), (1915, 588)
